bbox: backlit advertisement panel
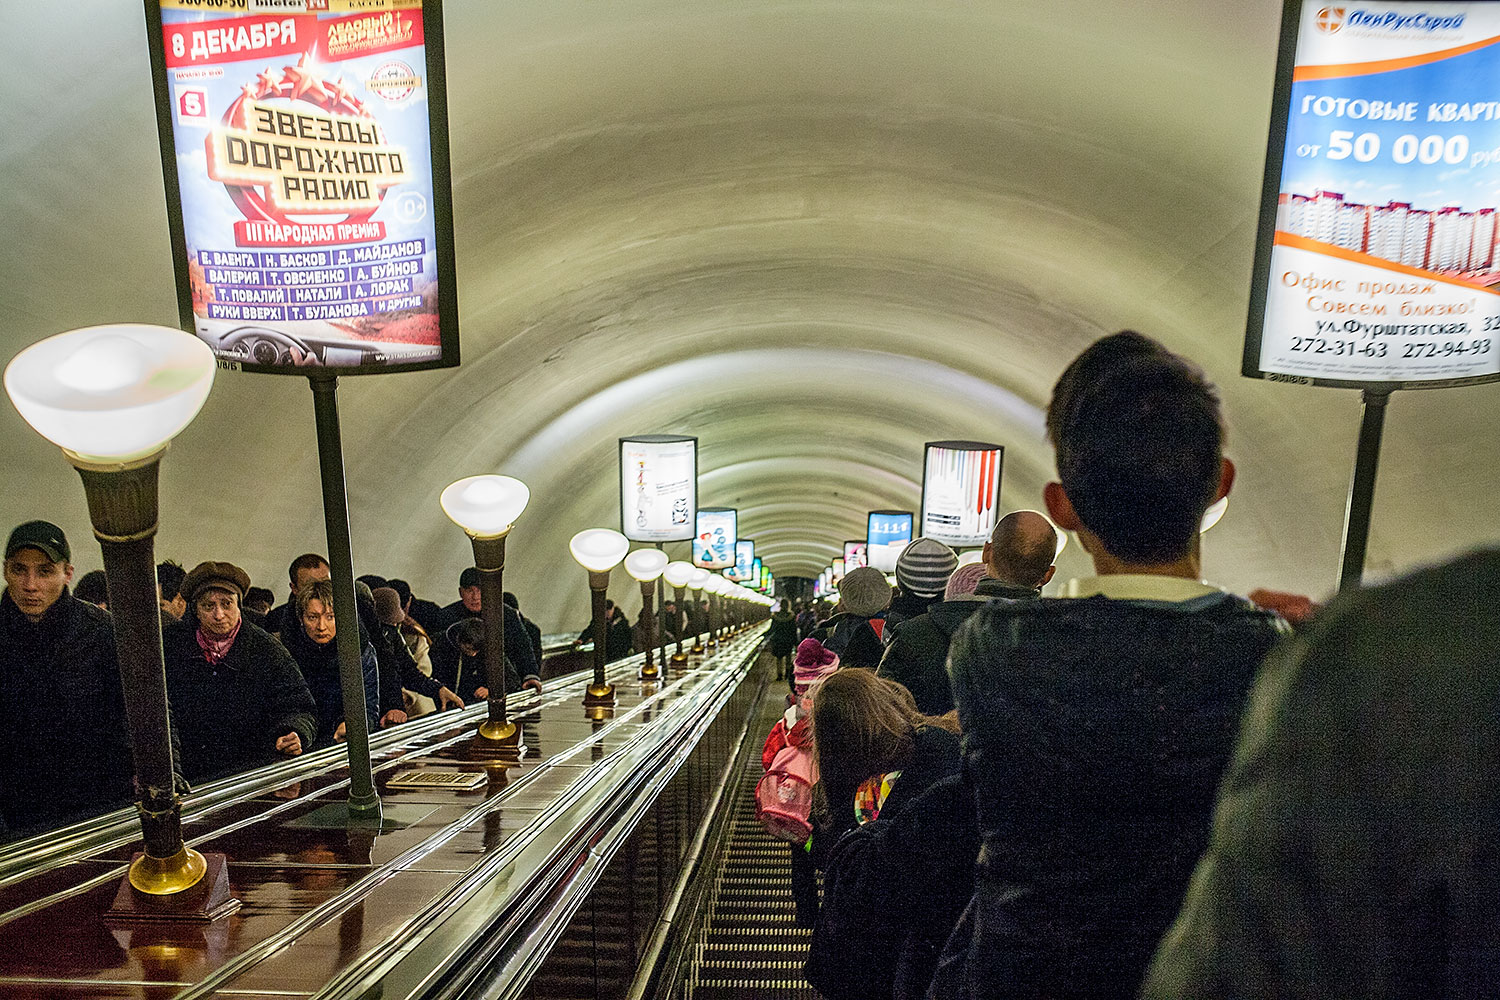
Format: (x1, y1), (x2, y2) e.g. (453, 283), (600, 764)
(866, 510), (912, 572)
(693, 508), (737, 569)
(146, 0), (459, 374)
(728, 539), (756, 581)
(843, 540), (866, 569)
(619, 435), (697, 542)
(1245, 0), (1500, 387)
(921, 441), (1004, 547)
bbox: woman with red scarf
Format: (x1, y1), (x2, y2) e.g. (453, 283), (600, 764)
(162, 561), (317, 785)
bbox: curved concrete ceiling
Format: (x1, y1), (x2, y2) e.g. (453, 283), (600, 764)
(2, 1), (1497, 634)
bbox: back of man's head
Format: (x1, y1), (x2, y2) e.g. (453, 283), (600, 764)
(1049, 336), (1225, 565)
(288, 553), (329, 590)
(987, 511), (1058, 588)
(157, 559), (186, 601)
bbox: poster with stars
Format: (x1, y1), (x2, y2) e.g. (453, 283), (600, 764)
(146, 0), (459, 374)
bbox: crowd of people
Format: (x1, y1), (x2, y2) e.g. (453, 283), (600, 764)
(0, 540), (547, 839)
(756, 331), (1497, 998)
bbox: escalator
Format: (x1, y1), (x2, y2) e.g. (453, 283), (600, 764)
(672, 688), (821, 1000)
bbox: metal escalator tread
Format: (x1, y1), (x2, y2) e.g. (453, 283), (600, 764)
(682, 685), (822, 1000)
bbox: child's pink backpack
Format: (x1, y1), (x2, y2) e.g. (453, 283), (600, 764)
(755, 719), (818, 844)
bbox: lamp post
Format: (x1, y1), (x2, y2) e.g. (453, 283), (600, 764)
(688, 567), (710, 654)
(625, 549), (668, 680)
(570, 528), (629, 707)
(4, 324), (233, 919)
(663, 561), (694, 664)
(441, 475), (530, 750)
(704, 574), (726, 647)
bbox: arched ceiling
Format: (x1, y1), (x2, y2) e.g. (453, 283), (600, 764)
(2, 1), (1497, 634)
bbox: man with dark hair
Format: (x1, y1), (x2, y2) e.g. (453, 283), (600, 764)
(503, 591), (545, 677)
(429, 568), (543, 694)
(390, 577), (445, 637)
(0, 521), (134, 836)
(931, 333), (1288, 998)
(877, 510), (1058, 715)
(157, 559), (187, 620)
(264, 553), (331, 634)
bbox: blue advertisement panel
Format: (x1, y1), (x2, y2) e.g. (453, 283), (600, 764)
(866, 510), (913, 572)
(1246, 0), (1500, 387)
(693, 508), (737, 569)
(728, 539), (756, 581)
(146, 0), (459, 373)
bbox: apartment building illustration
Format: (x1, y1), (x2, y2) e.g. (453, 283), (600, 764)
(1278, 190), (1500, 282)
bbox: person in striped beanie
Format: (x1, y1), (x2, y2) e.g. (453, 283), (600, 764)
(887, 537), (958, 629)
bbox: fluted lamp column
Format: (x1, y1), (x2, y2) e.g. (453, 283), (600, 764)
(688, 567), (710, 654)
(4, 324), (233, 919)
(571, 528), (629, 707)
(703, 574), (724, 648)
(663, 561), (694, 664)
(625, 549), (668, 680)
(440, 475), (529, 750)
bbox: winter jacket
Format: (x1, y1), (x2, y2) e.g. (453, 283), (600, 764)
(807, 726), (967, 1000)
(931, 593), (1284, 998)
(429, 620), (525, 700)
(1142, 549), (1500, 1000)
(279, 618), (380, 749)
(431, 600), (540, 682)
(0, 590), (134, 835)
(878, 577), (1040, 715)
(164, 616), (317, 784)
(768, 611), (799, 658)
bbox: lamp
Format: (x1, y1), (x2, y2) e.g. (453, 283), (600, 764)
(702, 574), (724, 647)
(570, 528), (629, 706)
(441, 475), (529, 749)
(662, 560), (695, 664)
(624, 548), (668, 680)
(1200, 496), (1229, 533)
(687, 567), (711, 654)
(4, 324), (233, 920)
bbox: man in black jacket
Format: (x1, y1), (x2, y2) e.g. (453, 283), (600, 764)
(427, 570), (543, 696)
(877, 510), (1057, 715)
(0, 521), (134, 837)
(931, 333), (1288, 998)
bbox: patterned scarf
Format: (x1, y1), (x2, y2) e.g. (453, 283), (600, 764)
(196, 620), (241, 665)
(853, 770), (902, 826)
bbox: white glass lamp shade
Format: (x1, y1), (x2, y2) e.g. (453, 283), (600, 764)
(957, 549), (984, 566)
(1200, 496), (1228, 533)
(663, 561), (696, 588)
(625, 547), (669, 583)
(570, 528), (630, 573)
(441, 475), (530, 537)
(705, 575), (727, 595)
(4, 324), (215, 463)
(688, 567), (711, 590)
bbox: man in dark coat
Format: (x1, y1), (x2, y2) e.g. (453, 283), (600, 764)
(1142, 547), (1500, 999)
(427, 573), (543, 699)
(0, 521), (134, 837)
(263, 552), (329, 635)
(931, 333), (1288, 998)
(878, 510), (1057, 715)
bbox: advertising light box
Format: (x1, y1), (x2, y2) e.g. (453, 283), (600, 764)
(620, 435), (697, 542)
(693, 507), (737, 569)
(1245, 0), (1500, 388)
(843, 540), (867, 569)
(866, 510), (913, 572)
(146, 0), (460, 374)
(728, 539), (755, 581)
(921, 441), (1004, 547)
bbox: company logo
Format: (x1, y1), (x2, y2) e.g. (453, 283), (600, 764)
(1337, 8), (1465, 33)
(1315, 6), (1346, 33)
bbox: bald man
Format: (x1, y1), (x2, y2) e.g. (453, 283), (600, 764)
(876, 510), (1058, 715)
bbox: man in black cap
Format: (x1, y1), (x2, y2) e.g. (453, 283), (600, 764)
(0, 520), (134, 838)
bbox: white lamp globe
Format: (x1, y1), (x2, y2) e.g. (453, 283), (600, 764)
(441, 475), (530, 537)
(688, 567), (711, 590)
(570, 528), (630, 573)
(5, 324), (215, 463)
(957, 549), (984, 566)
(663, 561), (695, 588)
(624, 548), (669, 583)
(1200, 496), (1229, 533)
(705, 575), (728, 595)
